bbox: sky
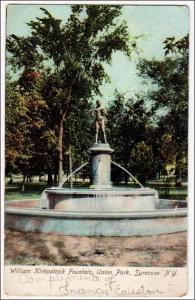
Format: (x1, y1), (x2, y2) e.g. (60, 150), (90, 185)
(6, 4), (189, 105)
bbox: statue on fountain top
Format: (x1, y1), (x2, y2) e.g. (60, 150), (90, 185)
(92, 100), (107, 144)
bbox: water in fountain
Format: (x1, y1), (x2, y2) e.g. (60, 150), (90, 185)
(5, 141), (187, 236)
(40, 142), (159, 212)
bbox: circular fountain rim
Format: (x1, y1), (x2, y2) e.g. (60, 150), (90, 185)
(5, 205), (187, 219)
(5, 199), (187, 236)
(44, 187), (157, 195)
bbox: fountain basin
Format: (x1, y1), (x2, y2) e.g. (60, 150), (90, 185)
(5, 199), (187, 236)
(41, 187), (159, 212)
(5, 143), (187, 236)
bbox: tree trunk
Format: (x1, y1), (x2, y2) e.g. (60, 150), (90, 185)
(124, 162), (129, 185)
(69, 146), (73, 189)
(47, 169), (53, 186)
(58, 115), (65, 186)
(54, 173), (58, 185)
(9, 173), (13, 184)
(21, 174), (26, 192)
(27, 175), (31, 183)
(58, 87), (72, 186)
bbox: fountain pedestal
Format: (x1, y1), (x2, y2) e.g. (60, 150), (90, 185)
(6, 142), (187, 236)
(89, 143), (114, 189)
(40, 142), (159, 212)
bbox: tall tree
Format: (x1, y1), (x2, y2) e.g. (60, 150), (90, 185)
(7, 5), (139, 184)
(131, 141), (154, 184)
(137, 35), (189, 178)
(107, 92), (154, 183)
(5, 73), (48, 190)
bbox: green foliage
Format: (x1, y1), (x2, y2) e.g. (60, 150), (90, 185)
(163, 35), (189, 56)
(7, 6), (137, 95)
(6, 5), (138, 183)
(6, 7), (188, 185)
(158, 133), (175, 166)
(107, 91), (154, 183)
(131, 141), (154, 184)
(137, 35), (188, 175)
(5, 77), (48, 178)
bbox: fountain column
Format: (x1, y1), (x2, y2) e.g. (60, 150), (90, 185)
(89, 143), (114, 189)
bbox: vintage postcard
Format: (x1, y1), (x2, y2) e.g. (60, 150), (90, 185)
(1, 0), (194, 298)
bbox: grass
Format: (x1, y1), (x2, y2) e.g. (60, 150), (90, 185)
(5, 192), (41, 201)
(5, 182), (47, 200)
(4, 178), (187, 201)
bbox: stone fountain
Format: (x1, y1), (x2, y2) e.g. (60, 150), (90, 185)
(41, 142), (159, 213)
(5, 100), (187, 236)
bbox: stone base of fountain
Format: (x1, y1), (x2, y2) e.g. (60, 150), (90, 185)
(41, 187), (159, 212)
(89, 143), (114, 189)
(5, 142), (188, 236)
(5, 199), (187, 236)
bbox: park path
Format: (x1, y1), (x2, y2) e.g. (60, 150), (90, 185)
(5, 230), (187, 267)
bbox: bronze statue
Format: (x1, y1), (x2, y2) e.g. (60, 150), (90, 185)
(92, 100), (107, 144)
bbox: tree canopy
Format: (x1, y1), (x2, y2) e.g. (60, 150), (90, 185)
(5, 4), (189, 188)
(6, 5), (139, 185)
(137, 35), (188, 178)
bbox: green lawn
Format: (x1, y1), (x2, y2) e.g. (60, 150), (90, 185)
(4, 180), (187, 201)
